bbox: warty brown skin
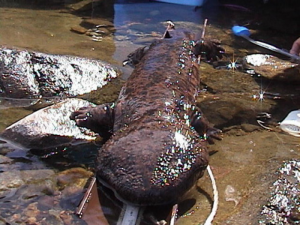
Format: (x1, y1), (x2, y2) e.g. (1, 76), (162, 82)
(71, 28), (223, 205)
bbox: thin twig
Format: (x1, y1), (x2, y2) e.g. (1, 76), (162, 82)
(198, 19), (208, 64)
(201, 19), (208, 39)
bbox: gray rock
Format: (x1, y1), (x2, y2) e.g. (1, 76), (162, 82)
(260, 160), (300, 224)
(0, 98), (99, 149)
(0, 47), (120, 99)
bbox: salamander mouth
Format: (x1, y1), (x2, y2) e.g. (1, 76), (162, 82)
(96, 176), (135, 205)
(97, 175), (168, 206)
(98, 178), (176, 207)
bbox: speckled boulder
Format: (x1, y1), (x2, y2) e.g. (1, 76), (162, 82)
(0, 98), (98, 149)
(0, 47), (120, 99)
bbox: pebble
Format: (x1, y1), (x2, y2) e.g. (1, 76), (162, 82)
(82, 18), (114, 28)
(70, 26), (87, 34)
(0, 171), (24, 190)
(241, 123), (260, 132)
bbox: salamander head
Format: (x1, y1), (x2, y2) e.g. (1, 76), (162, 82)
(96, 124), (209, 205)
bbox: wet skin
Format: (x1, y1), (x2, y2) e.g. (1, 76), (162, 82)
(71, 27), (224, 205)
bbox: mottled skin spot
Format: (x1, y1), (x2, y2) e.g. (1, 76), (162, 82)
(71, 27), (224, 205)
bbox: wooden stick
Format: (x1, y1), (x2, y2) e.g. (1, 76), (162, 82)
(75, 177), (109, 224)
(198, 19), (208, 64)
(201, 19), (208, 39)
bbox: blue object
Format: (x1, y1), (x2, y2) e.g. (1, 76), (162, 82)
(232, 25), (251, 37)
(231, 25), (300, 62)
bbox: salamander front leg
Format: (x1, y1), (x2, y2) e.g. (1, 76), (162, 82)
(70, 103), (114, 137)
(191, 111), (222, 144)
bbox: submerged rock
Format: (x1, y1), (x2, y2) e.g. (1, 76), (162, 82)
(0, 167), (91, 225)
(243, 54), (300, 83)
(0, 169), (55, 193)
(0, 47), (120, 99)
(57, 167), (93, 188)
(0, 98), (99, 149)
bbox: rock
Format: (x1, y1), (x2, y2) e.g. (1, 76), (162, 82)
(24, 202), (39, 218)
(260, 160), (300, 224)
(241, 123), (260, 132)
(0, 166), (90, 225)
(0, 98), (99, 149)
(199, 96), (262, 128)
(0, 155), (12, 164)
(38, 195), (57, 210)
(59, 210), (76, 225)
(0, 47), (120, 99)
(86, 27), (111, 36)
(77, 18), (116, 41)
(81, 18), (114, 29)
(18, 183), (56, 204)
(70, 25), (87, 34)
(21, 170), (55, 183)
(26, 217), (37, 225)
(0, 49), (39, 98)
(57, 167), (93, 188)
(57, 167), (93, 211)
(67, 0), (114, 18)
(0, 171), (24, 190)
(243, 54), (300, 83)
(0, 169), (55, 191)
(46, 213), (65, 225)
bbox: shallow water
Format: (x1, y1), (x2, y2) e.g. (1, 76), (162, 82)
(0, 0), (300, 224)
